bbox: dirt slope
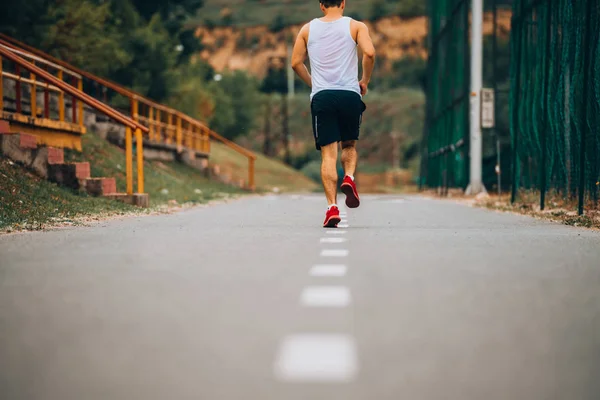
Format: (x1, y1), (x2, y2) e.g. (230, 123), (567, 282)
(194, 10), (512, 79)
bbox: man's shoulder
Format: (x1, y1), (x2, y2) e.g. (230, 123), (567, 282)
(300, 22), (311, 34)
(349, 18), (367, 40)
(349, 19), (368, 29)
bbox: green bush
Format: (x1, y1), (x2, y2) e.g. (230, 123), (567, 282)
(269, 14), (287, 33)
(301, 160), (322, 183)
(396, 0), (427, 18)
(208, 71), (262, 139)
(369, 0), (387, 21)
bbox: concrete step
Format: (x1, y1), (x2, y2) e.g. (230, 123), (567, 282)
(72, 162), (91, 180)
(47, 162), (90, 189)
(84, 178), (117, 197)
(47, 147), (65, 165)
(0, 120), (11, 134)
(104, 193), (150, 208)
(0, 133), (39, 165)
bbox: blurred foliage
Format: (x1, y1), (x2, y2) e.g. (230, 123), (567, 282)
(208, 71), (262, 139)
(167, 61), (216, 120)
(269, 14), (288, 33)
(43, 0), (130, 76)
(396, 0), (427, 18)
(0, 0), (205, 103)
(370, 0), (388, 21)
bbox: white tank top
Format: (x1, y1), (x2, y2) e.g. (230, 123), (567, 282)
(308, 17), (360, 101)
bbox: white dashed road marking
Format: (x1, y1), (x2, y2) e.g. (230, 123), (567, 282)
(274, 334), (358, 382)
(274, 216), (355, 384)
(321, 249), (349, 257)
(310, 265), (348, 277)
(320, 237), (348, 244)
(301, 286), (351, 307)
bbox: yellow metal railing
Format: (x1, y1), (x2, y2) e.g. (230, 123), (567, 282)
(0, 34), (257, 190)
(0, 45), (148, 195)
(0, 43), (82, 124)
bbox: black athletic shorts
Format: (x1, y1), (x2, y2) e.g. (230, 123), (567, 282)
(311, 90), (367, 151)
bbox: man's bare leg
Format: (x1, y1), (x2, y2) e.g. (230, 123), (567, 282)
(321, 142), (339, 206)
(341, 140), (358, 178)
(340, 140), (361, 208)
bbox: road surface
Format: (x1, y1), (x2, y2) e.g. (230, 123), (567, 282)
(1, 194), (599, 400)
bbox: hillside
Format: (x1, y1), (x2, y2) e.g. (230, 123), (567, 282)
(209, 141), (318, 193)
(194, 0), (513, 28)
(193, 0), (408, 28)
(192, 10), (512, 79)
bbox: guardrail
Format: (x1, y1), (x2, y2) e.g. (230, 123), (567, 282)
(0, 45), (148, 195)
(0, 34), (256, 190)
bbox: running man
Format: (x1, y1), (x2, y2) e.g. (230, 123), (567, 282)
(291, 0), (376, 228)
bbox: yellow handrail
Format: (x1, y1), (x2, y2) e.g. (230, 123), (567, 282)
(0, 33), (257, 190)
(207, 128), (257, 190)
(0, 45), (146, 196)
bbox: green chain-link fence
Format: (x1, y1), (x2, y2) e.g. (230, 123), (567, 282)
(423, 0), (470, 193)
(511, 0), (600, 214)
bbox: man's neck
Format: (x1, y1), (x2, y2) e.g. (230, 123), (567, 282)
(322, 7), (344, 20)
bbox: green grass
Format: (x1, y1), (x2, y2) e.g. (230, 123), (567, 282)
(65, 131), (244, 207)
(209, 141), (318, 192)
(0, 157), (137, 232)
(1, 128), (318, 232)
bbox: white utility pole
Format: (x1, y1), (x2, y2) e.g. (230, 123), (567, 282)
(466, 0), (487, 195)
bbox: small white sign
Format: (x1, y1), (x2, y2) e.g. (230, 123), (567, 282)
(481, 88), (495, 128)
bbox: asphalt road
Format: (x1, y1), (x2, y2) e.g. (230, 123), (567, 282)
(1, 194), (599, 400)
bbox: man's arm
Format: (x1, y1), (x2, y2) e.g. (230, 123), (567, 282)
(356, 22), (376, 96)
(291, 24), (312, 88)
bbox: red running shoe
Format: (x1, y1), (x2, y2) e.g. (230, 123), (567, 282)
(340, 176), (360, 208)
(323, 206), (342, 228)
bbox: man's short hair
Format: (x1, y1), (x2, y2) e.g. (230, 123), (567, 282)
(320, 0), (343, 8)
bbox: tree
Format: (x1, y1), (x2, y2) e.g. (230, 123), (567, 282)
(128, 0), (204, 33)
(369, 0), (387, 21)
(208, 71), (261, 139)
(43, 0), (130, 76)
(113, 14), (177, 102)
(167, 61), (216, 120)
(396, 0), (426, 18)
(127, 0), (204, 64)
(269, 14), (287, 33)
(0, 0), (55, 46)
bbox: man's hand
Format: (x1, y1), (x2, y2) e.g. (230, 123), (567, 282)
(359, 80), (368, 96)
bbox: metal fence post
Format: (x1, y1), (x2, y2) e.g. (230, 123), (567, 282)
(148, 107), (154, 141)
(15, 64), (21, 114)
(579, 0), (594, 215)
(136, 127), (144, 194)
(540, 2), (552, 210)
(126, 126), (133, 195)
(493, 0), (502, 196)
(77, 78), (84, 127)
(30, 70), (37, 118)
(176, 115), (182, 152)
(511, 0), (525, 204)
(71, 76), (77, 123)
(57, 70), (65, 122)
(0, 56), (3, 114)
(249, 157), (255, 191)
